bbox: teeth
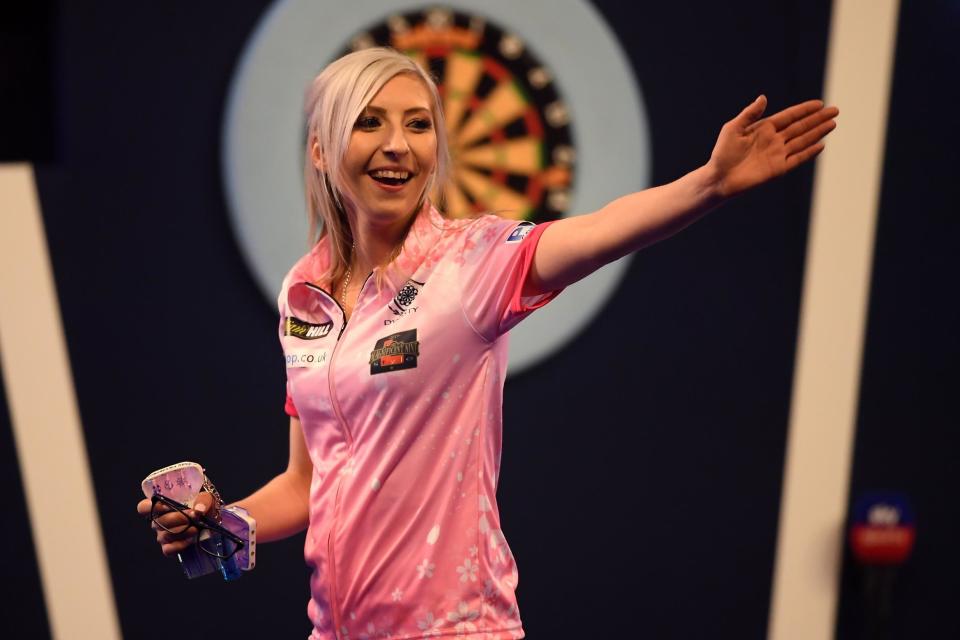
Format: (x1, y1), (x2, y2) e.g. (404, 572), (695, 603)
(371, 170), (410, 180)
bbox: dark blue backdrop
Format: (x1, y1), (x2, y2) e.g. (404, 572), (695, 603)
(2, 1), (957, 638)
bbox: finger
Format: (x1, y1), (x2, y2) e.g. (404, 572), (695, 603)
(161, 540), (192, 557)
(157, 525), (199, 544)
(155, 510), (193, 533)
(780, 105), (839, 142)
(160, 509), (193, 526)
(767, 99), (825, 131)
(146, 504), (184, 529)
(785, 141), (826, 171)
(194, 492), (217, 520)
(785, 119), (836, 156)
(136, 498), (152, 516)
(734, 95), (767, 128)
(146, 500), (173, 517)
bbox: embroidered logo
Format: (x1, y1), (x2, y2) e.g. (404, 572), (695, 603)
(388, 279), (424, 316)
(369, 329), (420, 375)
(284, 316), (333, 340)
(505, 221), (535, 243)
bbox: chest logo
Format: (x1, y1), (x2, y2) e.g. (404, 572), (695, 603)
(369, 329), (420, 375)
(285, 316), (333, 340)
(388, 279), (424, 316)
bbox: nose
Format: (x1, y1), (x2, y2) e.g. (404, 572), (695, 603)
(382, 125), (410, 157)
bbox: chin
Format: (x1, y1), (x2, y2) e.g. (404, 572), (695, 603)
(342, 180), (429, 228)
(364, 200), (422, 226)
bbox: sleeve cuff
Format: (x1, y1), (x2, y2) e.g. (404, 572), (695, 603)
(508, 220), (564, 316)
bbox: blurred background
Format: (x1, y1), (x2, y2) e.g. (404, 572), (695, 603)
(1, 0), (957, 638)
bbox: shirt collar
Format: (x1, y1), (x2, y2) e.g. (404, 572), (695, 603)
(294, 201), (449, 294)
(382, 202), (447, 290)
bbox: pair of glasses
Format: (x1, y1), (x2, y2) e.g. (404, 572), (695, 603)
(150, 493), (244, 561)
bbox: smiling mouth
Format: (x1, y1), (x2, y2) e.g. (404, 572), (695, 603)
(369, 169), (413, 186)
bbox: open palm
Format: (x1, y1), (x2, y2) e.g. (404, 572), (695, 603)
(710, 96), (839, 198)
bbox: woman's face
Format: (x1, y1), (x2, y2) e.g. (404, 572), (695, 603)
(338, 73), (438, 228)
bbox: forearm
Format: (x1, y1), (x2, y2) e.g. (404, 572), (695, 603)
(592, 163), (724, 260)
(531, 163), (724, 292)
(231, 469), (310, 543)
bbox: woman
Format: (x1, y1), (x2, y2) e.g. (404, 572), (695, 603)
(139, 47), (837, 639)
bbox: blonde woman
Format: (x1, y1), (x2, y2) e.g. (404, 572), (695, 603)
(139, 47), (837, 639)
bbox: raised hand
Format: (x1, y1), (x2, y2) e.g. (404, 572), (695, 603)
(709, 96), (839, 199)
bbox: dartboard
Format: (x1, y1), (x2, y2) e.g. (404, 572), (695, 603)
(342, 7), (576, 223)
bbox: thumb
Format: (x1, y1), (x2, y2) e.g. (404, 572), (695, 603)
(737, 94), (767, 126)
(193, 492), (216, 517)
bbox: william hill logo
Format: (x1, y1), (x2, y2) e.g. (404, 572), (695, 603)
(285, 316), (333, 340)
(369, 329), (419, 375)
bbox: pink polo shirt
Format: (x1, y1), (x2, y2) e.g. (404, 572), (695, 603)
(278, 204), (560, 640)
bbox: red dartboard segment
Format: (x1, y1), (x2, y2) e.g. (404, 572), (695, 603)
(482, 56), (511, 83)
(523, 106), (543, 139)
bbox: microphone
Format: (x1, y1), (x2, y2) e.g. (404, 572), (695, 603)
(848, 492), (915, 640)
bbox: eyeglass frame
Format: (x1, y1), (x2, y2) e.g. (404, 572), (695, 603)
(149, 492), (245, 561)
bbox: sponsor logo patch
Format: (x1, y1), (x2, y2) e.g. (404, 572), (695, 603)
(505, 221), (535, 243)
(388, 279), (424, 316)
(284, 316), (333, 340)
(369, 329), (419, 375)
(285, 349), (329, 369)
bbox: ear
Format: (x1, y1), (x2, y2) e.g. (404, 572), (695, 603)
(311, 138), (326, 171)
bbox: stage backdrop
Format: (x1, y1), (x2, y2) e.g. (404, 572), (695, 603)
(1, 0), (957, 638)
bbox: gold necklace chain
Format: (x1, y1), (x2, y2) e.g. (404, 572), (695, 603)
(340, 267), (351, 307)
(340, 243), (356, 308)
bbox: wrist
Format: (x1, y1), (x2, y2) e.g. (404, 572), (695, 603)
(693, 161), (727, 205)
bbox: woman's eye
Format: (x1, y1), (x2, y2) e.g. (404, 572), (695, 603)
(408, 118), (433, 131)
(355, 116), (380, 129)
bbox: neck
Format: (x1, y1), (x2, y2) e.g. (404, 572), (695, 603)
(346, 204), (422, 274)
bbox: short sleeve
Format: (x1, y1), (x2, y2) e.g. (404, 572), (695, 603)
(459, 217), (563, 341)
(284, 386), (299, 418)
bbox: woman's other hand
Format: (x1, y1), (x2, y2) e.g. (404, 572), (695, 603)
(136, 491), (218, 557)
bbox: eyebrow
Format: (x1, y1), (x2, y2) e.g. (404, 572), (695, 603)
(363, 105), (432, 116)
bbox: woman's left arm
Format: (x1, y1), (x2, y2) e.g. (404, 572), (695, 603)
(525, 96), (839, 294)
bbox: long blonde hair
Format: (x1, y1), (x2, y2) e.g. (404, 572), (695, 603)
(303, 48), (450, 285)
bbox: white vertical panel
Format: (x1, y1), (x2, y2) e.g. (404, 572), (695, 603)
(0, 164), (122, 640)
(768, 1), (901, 638)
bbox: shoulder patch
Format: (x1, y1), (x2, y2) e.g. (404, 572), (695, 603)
(505, 221), (535, 244)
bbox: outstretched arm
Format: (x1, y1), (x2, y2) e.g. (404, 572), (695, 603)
(525, 96), (838, 294)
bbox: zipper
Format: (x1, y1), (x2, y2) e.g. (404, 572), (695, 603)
(306, 274), (372, 638)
